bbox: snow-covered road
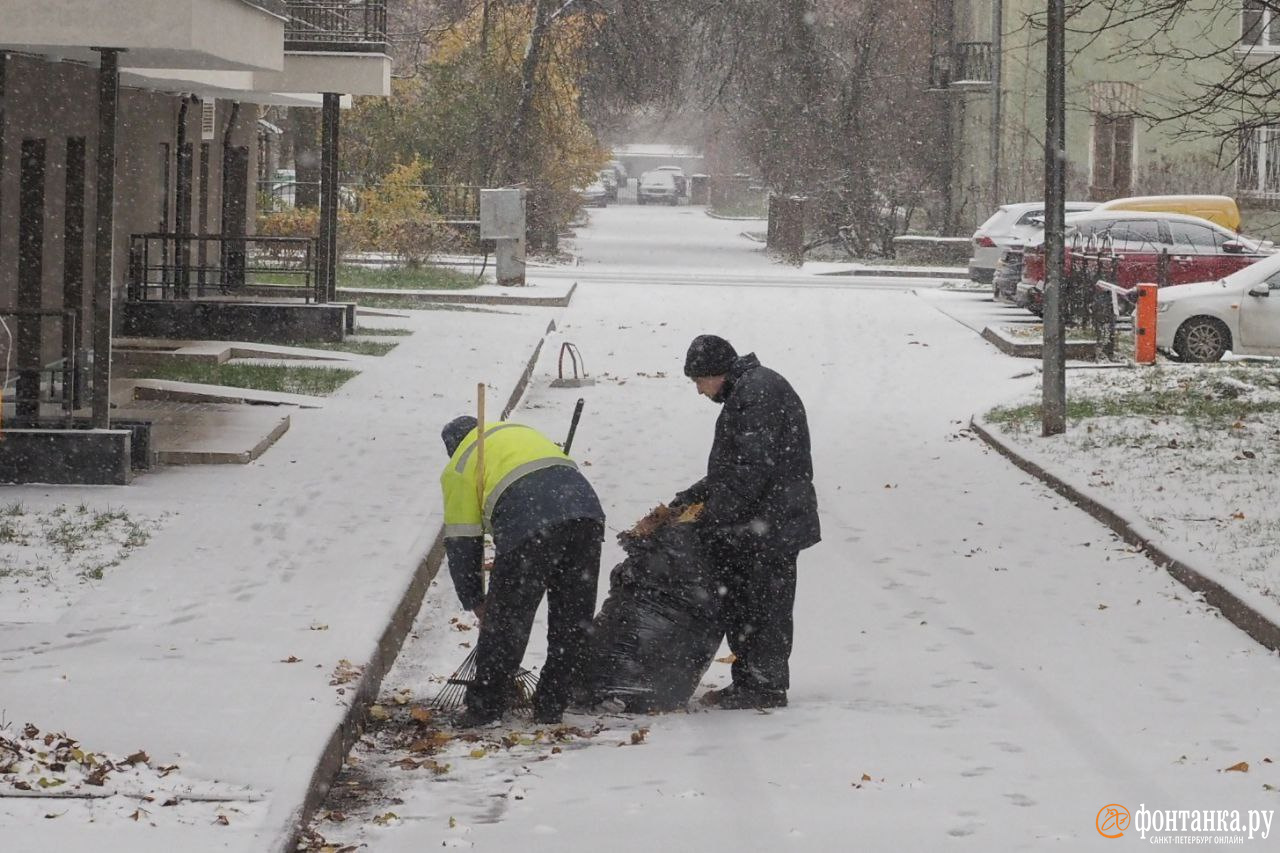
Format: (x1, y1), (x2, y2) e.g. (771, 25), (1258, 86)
(321, 206), (1280, 851)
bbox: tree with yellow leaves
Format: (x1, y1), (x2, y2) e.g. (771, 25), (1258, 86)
(342, 1), (606, 250)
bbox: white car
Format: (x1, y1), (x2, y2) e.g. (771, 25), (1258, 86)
(1156, 252), (1280, 361)
(969, 201), (1097, 283)
(580, 179), (608, 208)
(637, 170), (678, 205)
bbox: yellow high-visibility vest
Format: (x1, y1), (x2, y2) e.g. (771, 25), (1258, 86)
(440, 421), (576, 537)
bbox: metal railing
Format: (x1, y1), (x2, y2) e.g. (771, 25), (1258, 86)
(284, 0), (388, 51)
(257, 180), (483, 223)
(128, 233), (319, 303)
(0, 309), (80, 420)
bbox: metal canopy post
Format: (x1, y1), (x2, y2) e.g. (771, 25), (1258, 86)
(92, 48), (121, 429)
(1041, 0), (1067, 436)
(318, 92), (340, 303)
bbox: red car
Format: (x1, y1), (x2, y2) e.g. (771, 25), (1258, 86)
(1020, 211), (1272, 313)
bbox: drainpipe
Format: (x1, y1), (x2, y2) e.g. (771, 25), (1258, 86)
(91, 48), (121, 429)
(990, 0), (1003, 209)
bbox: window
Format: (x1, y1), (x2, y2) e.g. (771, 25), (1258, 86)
(1091, 114), (1134, 200)
(1114, 220), (1164, 251)
(1237, 124), (1280, 195)
(1168, 221), (1224, 253)
(1015, 209), (1045, 226)
(1243, 1), (1280, 48)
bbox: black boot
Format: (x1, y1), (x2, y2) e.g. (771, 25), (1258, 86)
(700, 684), (787, 710)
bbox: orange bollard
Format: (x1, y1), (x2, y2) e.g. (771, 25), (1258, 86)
(1134, 283), (1158, 364)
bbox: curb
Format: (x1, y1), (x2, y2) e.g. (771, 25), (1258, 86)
(980, 325), (1100, 360)
(280, 318), (561, 853)
(816, 267), (966, 280)
(704, 210), (766, 221)
(338, 281), (577, 308)
(969, 416), (1280, 655)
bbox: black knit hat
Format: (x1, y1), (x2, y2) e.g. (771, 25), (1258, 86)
(683, 335), (738, 378)
(441, 415), (478, 457)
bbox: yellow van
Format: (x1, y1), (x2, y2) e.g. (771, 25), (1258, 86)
(1091, 195), (1241, 232)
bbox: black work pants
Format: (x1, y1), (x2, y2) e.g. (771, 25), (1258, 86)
(466, 518), (603, 718)
(713, 544), (798, 693)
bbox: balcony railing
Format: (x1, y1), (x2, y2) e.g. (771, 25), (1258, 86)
(929, 41), (993, 90)
(284, 0), (387, 52)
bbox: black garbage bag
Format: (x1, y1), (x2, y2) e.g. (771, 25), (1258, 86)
(588, 522), (722, 712)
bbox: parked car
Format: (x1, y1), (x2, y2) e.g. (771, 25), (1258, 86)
(653, 165), (687, 196)
(637, 170), (678, 205)
(1156, 252), (1280, 361)
(580, 178), (609, 208)
(1019, 211), (1273, 308)
(991, 246), (1026, 303)
(1091, 194), (1242, 232)
(970, 201), (1097, 283)
(598, 169), (619, 201)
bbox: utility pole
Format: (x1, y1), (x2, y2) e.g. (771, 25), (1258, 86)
(1042, 0), (1067, 436)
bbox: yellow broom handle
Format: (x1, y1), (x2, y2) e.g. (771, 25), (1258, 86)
(475, 382), (486, 516)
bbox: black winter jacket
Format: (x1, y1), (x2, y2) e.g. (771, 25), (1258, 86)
(677, 353), (820, 553)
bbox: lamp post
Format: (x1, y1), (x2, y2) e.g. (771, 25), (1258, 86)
(1042, 0), (1067, 436)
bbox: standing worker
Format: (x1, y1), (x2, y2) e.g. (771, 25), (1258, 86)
(673, 335), (820, 710)
(440, 415), (605, 726)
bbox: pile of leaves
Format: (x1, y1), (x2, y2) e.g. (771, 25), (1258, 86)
(0, 722), (173, 796)
(619, 502), (704, 544)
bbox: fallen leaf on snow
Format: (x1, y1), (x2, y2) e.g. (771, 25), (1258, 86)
(281, 656), (302, 663)
(368, 705), (390, 722)
(214, 814), (230, 826)
(124, 750), (149, 766)
(1224, 761), (1249, 773)
(714, 654), (736, 664)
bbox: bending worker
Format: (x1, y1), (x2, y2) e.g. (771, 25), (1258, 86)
(439, 415), (605, 727)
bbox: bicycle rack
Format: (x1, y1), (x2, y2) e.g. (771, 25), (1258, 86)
(550, 341), (595, 388)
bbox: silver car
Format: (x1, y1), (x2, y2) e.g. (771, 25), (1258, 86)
(969, 201), (1097, 283)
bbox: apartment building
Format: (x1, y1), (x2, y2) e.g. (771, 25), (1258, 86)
(0, 0), (390, 483)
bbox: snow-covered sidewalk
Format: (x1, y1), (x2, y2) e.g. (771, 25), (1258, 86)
(0, 304), (560, 851)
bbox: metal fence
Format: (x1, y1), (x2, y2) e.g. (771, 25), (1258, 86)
(0, 309), (80, 419)
(257, 181), (484, 223)
(128, 233), (319, 302)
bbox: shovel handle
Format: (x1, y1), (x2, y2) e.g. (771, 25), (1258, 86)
(563, 398), (585, 455)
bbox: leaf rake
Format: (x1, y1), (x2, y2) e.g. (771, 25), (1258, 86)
(428, 646), (540, 713)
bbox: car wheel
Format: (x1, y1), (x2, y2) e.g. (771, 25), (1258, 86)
(1173, 316), (1231, 363)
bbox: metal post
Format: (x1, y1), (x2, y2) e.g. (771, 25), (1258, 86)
(318, 93), (340, 303)
(990, 0), (1003, 209)
(92, 48), (121, 428)
(1041, 0), (1067, 436)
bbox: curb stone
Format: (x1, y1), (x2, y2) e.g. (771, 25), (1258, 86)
(280, 319), (560, 852)
(969, 416), (1280, 655)
(817, 267), (965, 280)
(338, 281), (576, 308)
(980, 325), (1100, 360)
